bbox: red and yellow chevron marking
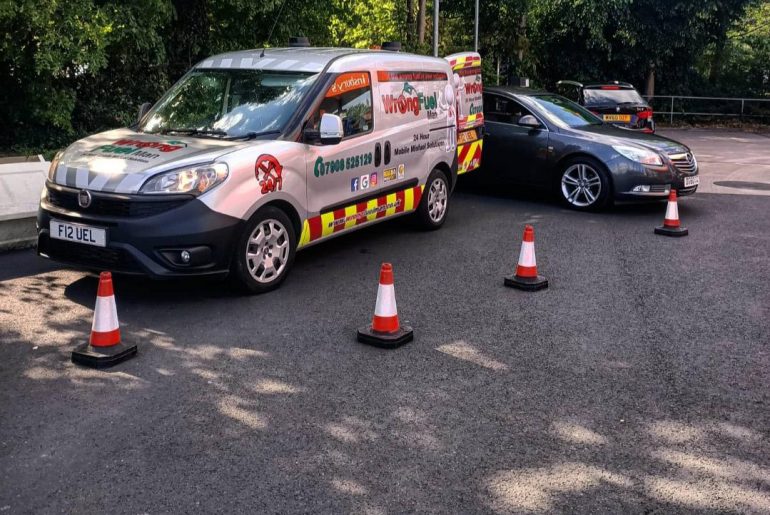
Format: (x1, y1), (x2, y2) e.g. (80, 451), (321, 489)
(298, 185), (424, 247)
(457, 139), (483, 175)
(449, 55), (481, 71)
(459, 112), (484, 131)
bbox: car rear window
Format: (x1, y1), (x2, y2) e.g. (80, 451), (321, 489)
(584, 88), (644, 106)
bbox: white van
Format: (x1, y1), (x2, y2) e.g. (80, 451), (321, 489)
(38, 45), (482, 292)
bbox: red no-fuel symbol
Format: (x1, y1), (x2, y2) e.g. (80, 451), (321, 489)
(255, 154), (283, 194)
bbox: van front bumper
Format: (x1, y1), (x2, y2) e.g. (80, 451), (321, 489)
(37, 183), (243, 278)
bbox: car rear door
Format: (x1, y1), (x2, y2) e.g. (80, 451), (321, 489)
(482, 93), (549, 186)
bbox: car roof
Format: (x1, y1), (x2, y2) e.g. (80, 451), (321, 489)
(557, 80), (636, 90)
(484, 85), (551, 97)
(195, 47), (444, 74)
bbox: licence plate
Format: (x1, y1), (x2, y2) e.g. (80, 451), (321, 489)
(684, 176), (700, 187)
(604, 114), (632, 122)
(50, 219), (107, 247)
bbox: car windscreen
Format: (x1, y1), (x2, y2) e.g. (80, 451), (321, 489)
(528, 94), (602, 128)
(583, 88), (644, 106)
(139, 69), (319, 139)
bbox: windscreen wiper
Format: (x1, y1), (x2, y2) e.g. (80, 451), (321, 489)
(159, 128), (229, 138)
(226, 130), (281, 141)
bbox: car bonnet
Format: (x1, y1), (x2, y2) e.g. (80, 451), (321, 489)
(52, 128), (245, 194)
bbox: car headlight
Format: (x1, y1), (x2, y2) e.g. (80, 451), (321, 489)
(612, 145), (663, 166)
(48, 151), (63, 181)
(140, 163), (229, 195)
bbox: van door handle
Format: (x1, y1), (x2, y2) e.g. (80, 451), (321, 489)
(384, 141), (391, 165)
(374, 143), (382, 167)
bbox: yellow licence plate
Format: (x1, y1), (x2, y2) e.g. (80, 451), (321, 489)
(604, 114), (632, 122)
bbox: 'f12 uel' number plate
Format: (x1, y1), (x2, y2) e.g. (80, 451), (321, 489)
(684, 176), (700, 187)
(50, 219), (107, 247)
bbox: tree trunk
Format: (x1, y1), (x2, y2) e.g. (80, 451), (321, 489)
(418, 0), (426, 45)
(645, 64), (655, 98)
(406, 0), (414, 44)
(709, 39), (726, 85)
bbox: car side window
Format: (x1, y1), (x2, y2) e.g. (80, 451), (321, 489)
(483, 94), (535, 127)
(311, 72), (373, 138)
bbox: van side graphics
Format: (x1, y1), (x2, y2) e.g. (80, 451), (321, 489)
(298, 184), (423, 247)
(255, 154), (283, 193)
(376, 71), (448, 82)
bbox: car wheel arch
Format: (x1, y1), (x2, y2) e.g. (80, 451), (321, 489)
(553, 152), (614, 191)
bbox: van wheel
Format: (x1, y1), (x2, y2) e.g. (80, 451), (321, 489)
(231, 206), (296, 294)
(414, 169), (450, 230)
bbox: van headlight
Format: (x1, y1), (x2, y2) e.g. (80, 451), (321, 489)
(48, 151), (63, 181)
(140, 163), (229, 195)
(612, 145), (663, 166)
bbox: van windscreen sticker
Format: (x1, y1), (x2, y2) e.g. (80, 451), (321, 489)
(326, 72), (370, 97)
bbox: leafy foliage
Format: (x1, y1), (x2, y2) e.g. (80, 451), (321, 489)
(0, 0), (767, 155)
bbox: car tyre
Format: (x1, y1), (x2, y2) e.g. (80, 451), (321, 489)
(414, 168), (450, 230)
(557, 157), (611, 211)
(231, 206), (296, 294)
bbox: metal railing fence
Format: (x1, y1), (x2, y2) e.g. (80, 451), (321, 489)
(642, 95), (770, 124)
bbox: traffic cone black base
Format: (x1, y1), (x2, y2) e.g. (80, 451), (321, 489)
(357, 325), (414, 349)
(72, 342), (137, 369)
(654, 225), (688, 237)
(504, 274), (549, 291)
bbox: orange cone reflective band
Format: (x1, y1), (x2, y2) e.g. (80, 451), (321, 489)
(663, 190), (680, 228)
(357, 263), (413, 348)
(515, 225), (538, 278)
(71, 271), (137, 369)
(371, 263), (400, 333)
(654, 189), (688, 237)
(90, 272), (121, 347)
(505, 225), (549, 291)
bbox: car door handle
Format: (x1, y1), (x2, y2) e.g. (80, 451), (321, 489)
(374, 143), (382, 167)
(384, 141), (391, 165)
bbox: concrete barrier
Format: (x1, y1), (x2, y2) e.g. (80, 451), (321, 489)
(0, 155), (48, 251)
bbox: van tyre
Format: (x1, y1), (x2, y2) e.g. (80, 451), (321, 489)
(557, 157), (611, 211)
(415, 168), (450, 230)
(231, 206), (296, 294)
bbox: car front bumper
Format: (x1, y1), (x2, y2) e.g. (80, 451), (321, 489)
(37, 182), (243, 278)
(611, 159), (698, 201)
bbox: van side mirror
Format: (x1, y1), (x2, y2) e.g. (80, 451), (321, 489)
(138, 102), (152, 124)
(518, 115), (541, 129)
(319, 113), (344, 144)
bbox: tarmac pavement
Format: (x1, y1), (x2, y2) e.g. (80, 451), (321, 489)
(0, 129), (769, 514)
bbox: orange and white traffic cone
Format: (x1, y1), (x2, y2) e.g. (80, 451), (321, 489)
(654, 189), (688, 237)
(357, 263), (413, 348)
(504, 225), (549, 291)
(72, 272), (137, 368)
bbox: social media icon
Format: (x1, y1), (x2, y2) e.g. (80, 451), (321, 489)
(351, 178), (359, 191)
(370, 173), (377, 186)
(360, 174), (369, 190)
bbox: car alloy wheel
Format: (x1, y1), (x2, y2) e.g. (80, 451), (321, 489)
(246, 218), (290, 283)
(427, 176), (448, 223)
(561, 163), (602, 208)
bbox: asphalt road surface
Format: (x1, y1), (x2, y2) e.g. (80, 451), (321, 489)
(1, 132), (769, 514)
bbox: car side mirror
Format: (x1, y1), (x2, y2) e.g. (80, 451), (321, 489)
(319, 113), (344, 144)
(137, 102), (152, 124)
(518, 115), (541, 129)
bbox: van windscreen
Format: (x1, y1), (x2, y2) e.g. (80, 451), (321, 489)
(140, 69), (319, 138)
